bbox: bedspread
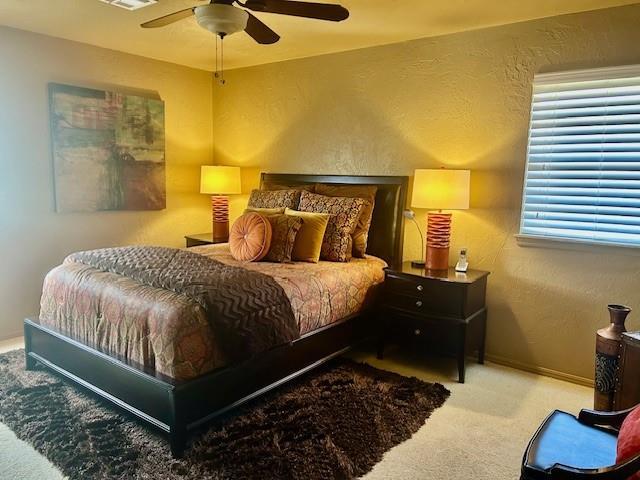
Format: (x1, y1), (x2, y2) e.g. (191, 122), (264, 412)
(39, 244), (386, 381)
(67, 246), (298, 363)
(191, 244), (386, 334)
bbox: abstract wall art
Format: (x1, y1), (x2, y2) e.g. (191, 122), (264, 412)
(49, 83), (166, 212)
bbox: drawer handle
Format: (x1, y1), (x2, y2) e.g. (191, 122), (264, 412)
(414, 329), (421, 335)
(415, 300), (423, 308)
(416, 285), (424, 292)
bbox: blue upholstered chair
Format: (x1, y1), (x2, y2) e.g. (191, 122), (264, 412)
(521, 406), (640, 479)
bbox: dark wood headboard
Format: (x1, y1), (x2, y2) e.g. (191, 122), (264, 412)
(260, 173), (408, 268)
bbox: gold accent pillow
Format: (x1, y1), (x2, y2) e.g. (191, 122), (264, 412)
(244, 206), (286, 215)
(315, 184), (377, 258)
(297, 191), (365, 262)
(248, 189), (301, 209)
(263, 214), (303, 263)
(284, 208), (330, 263)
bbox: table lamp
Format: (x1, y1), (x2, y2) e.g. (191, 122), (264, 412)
(410, 168), (470, 270)
(200, 165), (241, 242)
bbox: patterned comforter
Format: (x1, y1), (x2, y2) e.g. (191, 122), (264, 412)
(39, 244), (386, 381)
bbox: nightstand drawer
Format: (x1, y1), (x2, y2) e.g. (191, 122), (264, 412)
(382, 294), (451, 318)
(385, 276), (430, 297)
(385, 279), (464, 317)
(381, 312), (460, 347)
(382, 312), (431, 338)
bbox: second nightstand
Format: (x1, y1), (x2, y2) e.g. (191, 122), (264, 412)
(377, 262), (489, 383)
(185, 233), (227, 248)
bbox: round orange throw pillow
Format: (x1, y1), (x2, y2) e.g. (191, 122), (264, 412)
(229, 212), (272, 262)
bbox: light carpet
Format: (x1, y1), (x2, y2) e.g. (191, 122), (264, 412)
(0, 337), (592, 479)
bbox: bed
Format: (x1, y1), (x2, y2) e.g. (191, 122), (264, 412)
(24, 173), (408, 456)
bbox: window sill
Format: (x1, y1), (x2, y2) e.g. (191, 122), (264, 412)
(515, 234), (640, 257)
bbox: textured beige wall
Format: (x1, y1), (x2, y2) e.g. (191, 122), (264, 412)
(212, 4), (640, 381)
(0, 27), (213, 339)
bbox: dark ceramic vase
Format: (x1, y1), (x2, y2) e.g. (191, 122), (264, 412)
(594, 304), (632, 411)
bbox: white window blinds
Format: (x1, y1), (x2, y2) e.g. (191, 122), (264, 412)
(520, 65), (640, 247)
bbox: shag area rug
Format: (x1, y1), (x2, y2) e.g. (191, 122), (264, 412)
(0, 350), (449, 480)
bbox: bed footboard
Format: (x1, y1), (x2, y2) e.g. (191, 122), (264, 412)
(23, 314), (371, 457)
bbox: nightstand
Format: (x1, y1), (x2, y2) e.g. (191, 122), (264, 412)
(184, 233), (227, 248)
(377, 262), (489, 383)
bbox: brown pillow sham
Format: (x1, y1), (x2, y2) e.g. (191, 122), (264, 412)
(263, 214), (303, 263)
(298, 191), (365, 262)
(315, 184), (377, 258)
(248, 189), (301, 210)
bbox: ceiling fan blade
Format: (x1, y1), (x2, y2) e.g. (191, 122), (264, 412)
(243, 0), (349, 22)
(244, 12), (280, 44)
(141, 8), (195, 28)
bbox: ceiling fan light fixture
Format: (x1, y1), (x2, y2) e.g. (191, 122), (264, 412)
(195, 4), (249, 37)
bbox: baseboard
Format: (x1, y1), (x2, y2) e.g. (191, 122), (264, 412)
(486, 353), (594, 388)
(0, 332), (23, 343)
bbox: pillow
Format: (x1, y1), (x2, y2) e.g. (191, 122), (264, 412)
(285, 208), (330, 263)
(617, 405), (640, 479)
(244, 206), (285, 215)
(248, 189), (301, 210)
(263, 214), (303, 263)
(262, 182), (316, 193)
(315, 184), (377, 258)
(298, 191), (365, 262)
(229, 213), (272, 262)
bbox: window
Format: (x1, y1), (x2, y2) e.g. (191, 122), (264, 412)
(519, 65), (640, 248)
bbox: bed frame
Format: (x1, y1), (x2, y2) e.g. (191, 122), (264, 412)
(23, 173), (408, 457)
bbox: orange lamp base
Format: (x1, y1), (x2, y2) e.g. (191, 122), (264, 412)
(211, 195), (230, 242)
(425, 212), (452, 270)
(426, 246), (450, 271)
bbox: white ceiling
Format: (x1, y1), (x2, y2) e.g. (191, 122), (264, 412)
(1, 0), (638, 71)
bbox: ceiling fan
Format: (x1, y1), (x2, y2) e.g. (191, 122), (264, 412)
(140, 0), (350, 44)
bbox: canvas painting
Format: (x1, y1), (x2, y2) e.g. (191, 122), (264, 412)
(49, 83), (165, 212)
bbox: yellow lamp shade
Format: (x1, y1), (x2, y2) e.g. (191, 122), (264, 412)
(200, 166), (241, 195)
(411, 169), (470, 210)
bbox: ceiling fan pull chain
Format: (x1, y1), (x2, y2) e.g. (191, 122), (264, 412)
(214, 34), (226, 86)
(220, 34), (225, 85)
(214, 34), (219, 79)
